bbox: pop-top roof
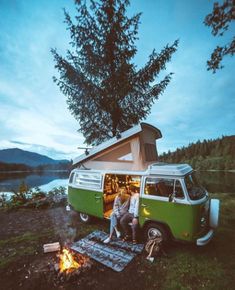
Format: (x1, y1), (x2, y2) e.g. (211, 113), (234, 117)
(71, 163), (193, 177)
(73, 122), (162, 166)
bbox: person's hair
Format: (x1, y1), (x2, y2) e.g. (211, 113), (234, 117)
(118, 188), (126, 203)
(129, 185), (139, 193)
(118, 188), (126, 196)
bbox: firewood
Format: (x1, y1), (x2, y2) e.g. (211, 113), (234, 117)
(43, 242), (60, 253)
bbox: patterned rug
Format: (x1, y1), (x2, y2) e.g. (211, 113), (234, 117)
(71, 230), (144, 272)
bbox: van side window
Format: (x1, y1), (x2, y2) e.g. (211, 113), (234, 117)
(175, 180), (184, 199)
(73, 172), (102, 189)
(144, 178), (184, 199)
(144, 178), (167, 197)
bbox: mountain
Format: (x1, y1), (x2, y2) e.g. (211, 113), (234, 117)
(0, 148), (69, 167)
(159, 135), (235, 170)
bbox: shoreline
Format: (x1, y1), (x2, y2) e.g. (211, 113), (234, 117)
(198, 169), (235, 172)
(0, 169), (69, 173)
(0, 169), (234, 174)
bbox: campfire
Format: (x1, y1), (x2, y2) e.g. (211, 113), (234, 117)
(59, 247), (81, 274)
(54, 247), (91, 282)
(41, 240), (92, 286)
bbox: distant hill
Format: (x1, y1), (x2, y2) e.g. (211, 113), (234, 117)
(0, 148), (69, 167)
(159, 135), (235, 170)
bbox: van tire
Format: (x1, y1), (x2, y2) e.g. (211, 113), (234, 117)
(79, 213), (91, 223)
(144, 223), (168, 242)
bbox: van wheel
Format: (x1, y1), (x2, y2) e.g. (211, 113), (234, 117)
(79, 213), (91, 223)
(144, 223), (168, 242)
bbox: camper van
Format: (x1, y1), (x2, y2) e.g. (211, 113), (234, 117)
(68, 123), (220, 246)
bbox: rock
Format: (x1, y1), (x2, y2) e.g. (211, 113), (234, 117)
(54, 263), (60, 272)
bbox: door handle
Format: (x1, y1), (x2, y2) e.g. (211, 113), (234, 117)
(141, 203), (147, 207)
(95, 196), (101, 200)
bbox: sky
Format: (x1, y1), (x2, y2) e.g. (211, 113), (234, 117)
(0, 0), (234, 160)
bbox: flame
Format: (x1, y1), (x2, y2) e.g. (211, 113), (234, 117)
(59, 248), (81, 273)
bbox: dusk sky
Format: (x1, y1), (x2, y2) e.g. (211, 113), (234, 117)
(0, 0), (234, 160)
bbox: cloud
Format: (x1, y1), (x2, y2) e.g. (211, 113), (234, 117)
(0, 1), (85, 160)
(10, 141), (80, 159)
(0, 139), (82, 160)
(0, 0), (234, 160)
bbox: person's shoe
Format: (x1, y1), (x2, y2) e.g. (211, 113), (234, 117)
(122, 235), (130, 242)
(115, 229), (121, 238)
(103, 237), (111, 244)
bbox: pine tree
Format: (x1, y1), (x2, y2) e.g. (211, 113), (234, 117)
(204, 0), (235, 73)
(52, 0), (178, 145)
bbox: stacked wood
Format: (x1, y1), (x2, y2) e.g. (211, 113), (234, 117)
(43, 242), (61, 253)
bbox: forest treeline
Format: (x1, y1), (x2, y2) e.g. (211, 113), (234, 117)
(159, 135), (235, 170)
(0, 162), (72, 172)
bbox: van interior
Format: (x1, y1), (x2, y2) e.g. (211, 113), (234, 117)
(144, 178), (184, 198)
(102, 175), (184, 218)
(103, 174), (140, 218)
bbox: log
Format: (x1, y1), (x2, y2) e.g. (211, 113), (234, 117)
(43, 242), (61, 253)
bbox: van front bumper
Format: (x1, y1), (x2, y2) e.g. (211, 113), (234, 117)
(196, 229), (214, 246)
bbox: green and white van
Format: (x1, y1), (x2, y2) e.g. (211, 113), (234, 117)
(68, 163), (220, 246)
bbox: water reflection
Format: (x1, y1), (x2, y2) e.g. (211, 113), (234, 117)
(197, 171), (235, 193)
(0, 170), (234, 194)
(0, 171), (69, 192)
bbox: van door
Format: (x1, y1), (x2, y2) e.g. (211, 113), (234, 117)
(68, 171), (103, 218)
(139, 176), (194, 241)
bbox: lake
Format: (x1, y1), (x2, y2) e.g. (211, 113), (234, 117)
(0, 171), (69, 198)
(197, 171), (235, 194)
(0, 170), (234, 196)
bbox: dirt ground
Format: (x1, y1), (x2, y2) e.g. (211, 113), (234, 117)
(0, 207), (158, 290)
(1, 193), (233, 290)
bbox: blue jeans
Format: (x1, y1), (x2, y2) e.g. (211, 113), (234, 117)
(110, 212), (120, 234)
(120, 212), (138, 240)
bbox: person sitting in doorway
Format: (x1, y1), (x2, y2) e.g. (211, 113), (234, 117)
(120, 185), (140, 244)
(103, 188), (130, 244)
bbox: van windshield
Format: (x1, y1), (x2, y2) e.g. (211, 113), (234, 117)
(185, 172), (207, 200)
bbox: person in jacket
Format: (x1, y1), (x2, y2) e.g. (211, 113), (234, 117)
(103, 188), (130, 244)
(120, 186), (140, 244)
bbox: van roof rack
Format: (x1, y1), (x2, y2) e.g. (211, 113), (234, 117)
(148, 163), (193, 176)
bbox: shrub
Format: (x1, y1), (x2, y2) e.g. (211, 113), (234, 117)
(0, 183), (67, 210)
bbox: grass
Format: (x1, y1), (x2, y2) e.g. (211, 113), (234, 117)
(0, 192), (234, 289)
(141, 192), (235, 290)
(0, 246), (35, 268)
(0, 231), (53, 247)
(73, 192), (235, 290)
(0, 229), (54, 268)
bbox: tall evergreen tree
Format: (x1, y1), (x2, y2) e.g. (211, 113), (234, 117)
(52, 0), (178, 145)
